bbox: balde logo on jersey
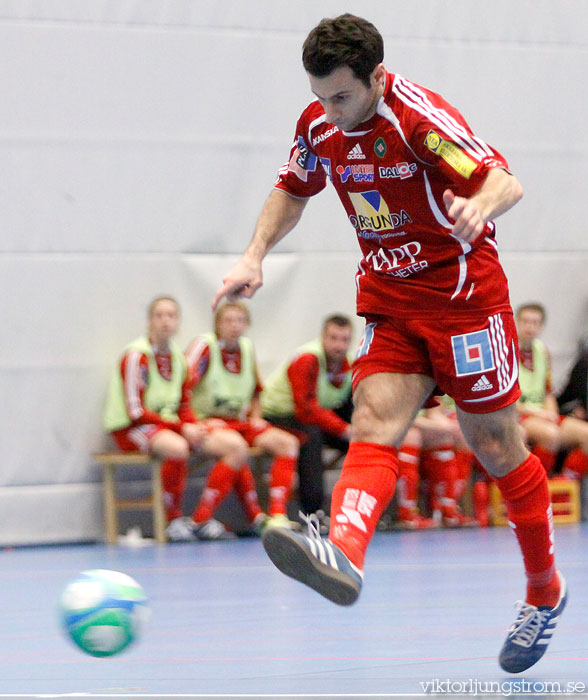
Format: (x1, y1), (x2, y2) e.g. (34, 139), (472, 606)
(348, 191), (412, 233)
(451, 329), (496, 377)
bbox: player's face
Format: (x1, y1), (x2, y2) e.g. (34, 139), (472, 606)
(216, 307), (249, 346)
(308, 64), (385, 132)
(322, 323), (352, 364)
(516, 310), (545, 345)
(149, 300), (179, 344)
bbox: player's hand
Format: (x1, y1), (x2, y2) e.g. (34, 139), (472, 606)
(201, 418), (229, 431)
(539, 409), (560, 424)
(249, 416), (269, 430)
(212, 256), (263, 310)
(181, 422), (208, 447)
(443, 189), (485, 243)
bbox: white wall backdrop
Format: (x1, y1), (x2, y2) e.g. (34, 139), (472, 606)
(1, 0), (586, 543)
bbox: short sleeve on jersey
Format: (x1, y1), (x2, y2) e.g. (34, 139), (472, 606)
(391, 75), (510, 195)
(274, 108), (328, 198)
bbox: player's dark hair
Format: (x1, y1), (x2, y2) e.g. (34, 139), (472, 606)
(323, 314), (352, 331)
(516, 302), (546, 322)
(302, 14), (384, 88)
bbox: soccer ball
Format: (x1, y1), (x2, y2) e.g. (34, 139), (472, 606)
(60, 569), (149, 657)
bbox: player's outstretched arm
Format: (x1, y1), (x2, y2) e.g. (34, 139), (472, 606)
(443, 168), (523, 243)
(212, 189), (308, 309)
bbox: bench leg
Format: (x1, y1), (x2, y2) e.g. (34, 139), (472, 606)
(151, 461), (167, 543)
(103, 464), (119, 545)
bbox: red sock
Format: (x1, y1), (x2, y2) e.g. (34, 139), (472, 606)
(473, 481), (490, 526)
(328, 442), (398, 570)
(192, 461), (237, 524)
(422, 445), (458, 518)
(562, 448), (588, 480)
(268, 456), (297, 516)
(454, 450), (474, 503)
(532, 445), (557, 474)
(496, 454), (559, 606)
(161, 458), (188, 522)
(396, 444), (420, 520)
(234, 465), (262, 522)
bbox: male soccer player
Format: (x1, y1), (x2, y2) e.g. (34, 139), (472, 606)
(212, 14), (565, 673)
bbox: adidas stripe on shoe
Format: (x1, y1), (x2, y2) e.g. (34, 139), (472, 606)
(499, 572), (567, 673)
(262, 513), (363, 606)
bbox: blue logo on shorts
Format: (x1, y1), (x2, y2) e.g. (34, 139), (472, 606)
(451, 329), (495, 376)
(356, 323), (376, 359)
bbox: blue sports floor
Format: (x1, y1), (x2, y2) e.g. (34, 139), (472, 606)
(2, 524), (587, 699)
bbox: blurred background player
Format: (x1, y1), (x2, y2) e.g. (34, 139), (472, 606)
(395, 420), (437, 530)
(516, 302), (588, 482)
(261, 314), (353, 529)
(186, 302), (300, 529)
(397, 405), (477, 529)
(558, 327), (588, 421)
(103, 296), (253, 541)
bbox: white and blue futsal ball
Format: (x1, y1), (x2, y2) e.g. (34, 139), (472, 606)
(60, 569), (149, 657)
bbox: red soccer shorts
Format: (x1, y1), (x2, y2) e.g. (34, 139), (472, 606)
(352, 311), (521, 414)
(111, 424), (165, 452)
(220, 418), (270, 446)
(111, 419), (224, 452)
(519, 412), (566, 426)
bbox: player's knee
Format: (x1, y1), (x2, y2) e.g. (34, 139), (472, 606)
(214, 430), (249, 465)
(538, 424), (560, 452)
(275, 432), (299, 458)
(402, 426), (422, 448)
(151, 432), (190, 460)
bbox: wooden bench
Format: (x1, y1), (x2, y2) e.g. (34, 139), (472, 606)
(94, 452), (166, 544)
(94, 446), (267, 544)
(489, 479), (581, 526)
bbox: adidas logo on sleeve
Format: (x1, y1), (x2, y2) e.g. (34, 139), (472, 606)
(471, 374), (493, 392)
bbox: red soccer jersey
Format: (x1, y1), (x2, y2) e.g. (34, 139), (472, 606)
(286, 353), (351, 436)
(275, 72), (513, 319)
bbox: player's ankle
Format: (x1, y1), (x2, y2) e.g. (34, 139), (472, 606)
(330, 529), (366, 571)
(526, 571), (561, 608)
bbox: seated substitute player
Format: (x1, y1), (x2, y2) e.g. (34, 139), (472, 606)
(261, 314), (353, 526)
(185, 302), (300, 529)
(212, 15), (566, 674)
(397, 406), (476, 529)
(516, 302), (588, 481)
(103, 296), (258, 541)
(395, 421), (437, 529)
(558, 335), (588, 421)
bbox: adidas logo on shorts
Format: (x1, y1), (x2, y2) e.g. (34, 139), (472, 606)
(471, 374), (493, 392)
(347, 143), (366, 160)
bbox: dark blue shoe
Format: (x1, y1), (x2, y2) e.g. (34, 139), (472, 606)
(499, 572), (567, 673)
(262, 514), (363, 606)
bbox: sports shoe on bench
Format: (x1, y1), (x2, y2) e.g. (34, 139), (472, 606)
(262, 512), (363, 606)
(194, 518), (237, 541)
(499, 572), (568, 673)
